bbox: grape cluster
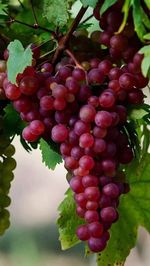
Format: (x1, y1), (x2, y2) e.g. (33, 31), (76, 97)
(0, 116), (16, 235)
(1, 0), (149, 252)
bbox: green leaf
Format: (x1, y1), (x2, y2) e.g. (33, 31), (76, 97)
(141, 6), (150, 30)
(141, 55), (150, 77)
(130, 108), (148, 120)
(57, 188), (84, 250)
(144, 0), (150, 9)
(97, 153), (150, 266)
(144, 33), (150, 40)
(3, 104), (26, 137)
(80, 0), (98, 7)
(7, 40), (32, 84)
(0, 1), (8, 16)
(139, 45), (150, 77)
(117, 0), (131, 33)
(100, 0), (117, 16)
(132, 0), (147, 42)
(39, 138), (62, 170)
(43, 0), (74, 28)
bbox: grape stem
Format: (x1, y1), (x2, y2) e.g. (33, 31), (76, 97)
(65, 49), (83, 69)
(52, 6), (88, 64)
(65, 49), (89, 85)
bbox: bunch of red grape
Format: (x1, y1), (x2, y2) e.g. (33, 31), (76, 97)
(1, 0), (149, 252)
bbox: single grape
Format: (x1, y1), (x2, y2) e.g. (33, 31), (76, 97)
(90, 58), (101, 68)
(3, 144), (15, 157)
(103, 183), (120, 198)
(13, 96), (32, 113)
(51, 124), (68, 142)
(41, 63), (53, 73)
(75, 193), (87, 208)
(65, 77), (80, 94)
(79, 105), (96, 123)
(82, 175), (99, 188)
(70, 176), (84, 193)
(86, 201), (99, 210)
(88, 68), (104, 84)
(29, 120), (45, 136)
(85, 187), (101, 201)
(40, 96), (54, 110)
(119, 73), (136, 90)
(79, 133), (94, 148)
(65, 156), (78, 170)
(99, 91), (115, 108)
(76, 224), (90, 241)
(84, 210), (99, 223)
(93, 138), (106, 154)
(99, 31), (112, 47)
(108, 67), (122, 80)
(88, 237), (107, 252)
(19, 76), (39, 95)
(58, 66), (72, 81)
(5, 84), (21, 100)
(71, 146), (84, 160)
(100, 207), (117, 222)
(98, 60), (112, 75)
(72, 68), (85, 81)
(88, 222), (103, 238)
(95, 111), (112, 128)
(54, 98), (66, 110)
(60, 143), (72, 156)
(99, 194), (112, 208)
(52, 84), (67, 98)
(22, 126), (38, 142)
(93, 126), (107, 138)
(79, 155), (95, 171)
(110, 34), (128, 52)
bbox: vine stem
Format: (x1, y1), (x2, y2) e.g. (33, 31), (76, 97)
(3, 9), (57, 39)
(52, 6), (88, 64)
(81, 14), (93, 24)
(30, 0), (38, 26)
(17, 0), (25, 9)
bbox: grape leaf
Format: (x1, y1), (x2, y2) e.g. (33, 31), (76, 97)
(100, 0), (117, 16)
(3, 103), (26, 137)
(7, 40), (32, 84)
(139, 45), (150, 77)
(39, 138), (62, 170)
(80, 0), (98, 8)
(141, 7), (150, 30)
(130, 108), (148, 120)
(144, 0), (150, 9)
(57, 188), (84, 250)
(144, 33), (150, 40)
(0, 1), (8, 16)
(97, 153), (150, 266)
(132, 0), (147, 42)
(43, 0), (74, 28)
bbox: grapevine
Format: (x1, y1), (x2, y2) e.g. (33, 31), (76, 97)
(0, 0), (150, 265)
